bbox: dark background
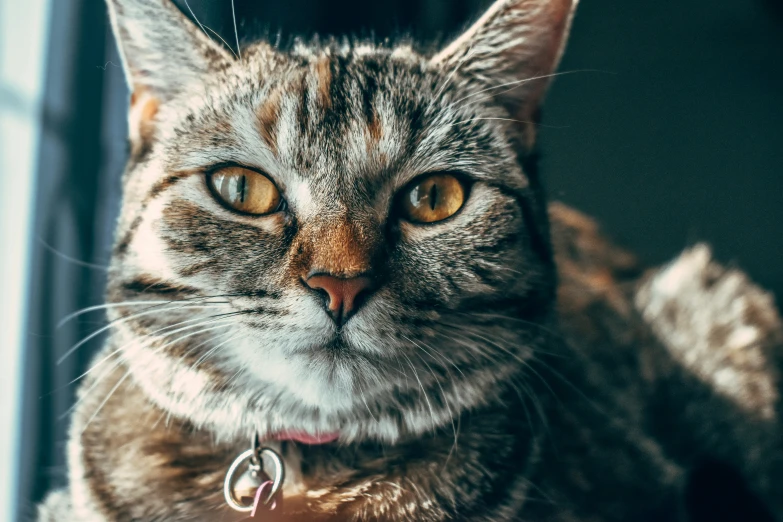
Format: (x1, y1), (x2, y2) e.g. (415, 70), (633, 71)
(16, 0), (783, 519)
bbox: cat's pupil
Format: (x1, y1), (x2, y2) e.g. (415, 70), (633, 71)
(429, 184), (438, 211)
(238, 175), (246, 204)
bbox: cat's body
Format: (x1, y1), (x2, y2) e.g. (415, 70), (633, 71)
(38, 0), (783, 520)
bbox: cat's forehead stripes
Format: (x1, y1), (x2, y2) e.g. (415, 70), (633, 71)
(315, 56), (333, 110)
(245, 52), (415, 192)
(256, 85), (284, 156)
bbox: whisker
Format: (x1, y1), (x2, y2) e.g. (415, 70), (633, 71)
(60, 317), (241, 418)
(230, 0), (241, 60)
(529, 356), (606, 416)
(442, 322), (528, 366)
(58, 352), (126, 421)
(80, 371), (132, 434)
(433, 45), (475, 102)
(514, 376), (553, 446)
(392, 351), (411, 387)
(37, 237), (109, 271)
(409, 334), (467, 380)
(182, 0), (216, 45)
(397, 346), (437, 432)
(204, 26), (239, 60)
(358, 385), (379, 424)
(416, 351), (458, 462)
(447, 69), (611, 112)
(190, 330), (245, 369)
(448, 313), (569, 355)
(405, 336), (458, 464)
(451, 116), (569, 130)
(57, 296), (231, 328)
(56, 303), (229, 365)
(76, 314), (242, 382)
(443, 323), (569, 431)
(439, 328), (552, 438)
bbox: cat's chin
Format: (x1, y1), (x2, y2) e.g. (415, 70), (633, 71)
(123, 341), (363, 442)
(239, 339), (388, 409)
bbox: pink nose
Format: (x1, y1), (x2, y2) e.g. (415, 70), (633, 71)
(304, 274), (375, 326)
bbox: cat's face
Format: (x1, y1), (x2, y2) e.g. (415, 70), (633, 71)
(106, 0), (575, 443)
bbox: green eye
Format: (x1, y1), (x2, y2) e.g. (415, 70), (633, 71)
(208, 167), (282, 215)
(399, 174), (466, 223)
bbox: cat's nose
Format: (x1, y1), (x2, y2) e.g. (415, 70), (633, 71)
(304, 273), (376, 326)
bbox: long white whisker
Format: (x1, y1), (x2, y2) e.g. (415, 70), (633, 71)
(73, 314), (241, 382)
(392, 351), (411, 387)
(358, 385), (379, 424)
(433, 46), (475, 102)
(59, 352), (126, 420)
(446, 314), (567, 356)
(182, 0), (215, 45)
(231, 0), (241, 60)
(447, 69), (607, 112)
(398, 349), (437, 431)
(447, 323), (564, 420)
(57, 298), (230, 328)
(442, 322), (528, 366)
(451, 116), (568, 130)
(436, 328), (550, 441)
(529, 356), (605, 416)
(56, 304), (228, 365)
(80, 371), (132, 434)
(204, 26), (239, 60)
(38, 237), (109, 271)
(410, 335), (467, 380)
(190, 330), (244, 369)
(62, 317), (240, 418)
(142, 317), (241, 361)
(406, 337), (458, 464)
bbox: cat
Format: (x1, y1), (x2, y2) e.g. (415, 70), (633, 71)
(37, 0), (783, 520)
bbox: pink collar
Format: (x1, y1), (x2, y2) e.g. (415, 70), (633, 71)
(273, 431), (340, 445)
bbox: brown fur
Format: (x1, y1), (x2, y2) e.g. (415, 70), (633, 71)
(316, 57), (333, 110)
(257, 86), (284, 155)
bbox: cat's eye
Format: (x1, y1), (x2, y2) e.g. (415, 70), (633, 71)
(398, 174), (466, 224)
(208, 167), (282, 215)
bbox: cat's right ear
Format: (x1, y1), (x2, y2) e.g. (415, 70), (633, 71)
(433, 0), (577, 149)
(106, 0), (233, 149)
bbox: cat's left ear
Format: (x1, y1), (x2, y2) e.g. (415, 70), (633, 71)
(106, 0), (234, 150)
(433, 0), (578, 147)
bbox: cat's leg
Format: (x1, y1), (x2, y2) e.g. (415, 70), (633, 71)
(37, 490), (76, 522)
(635, 245), (783, 519)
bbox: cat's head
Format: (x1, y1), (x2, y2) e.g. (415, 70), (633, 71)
(105, 0), (576, 443)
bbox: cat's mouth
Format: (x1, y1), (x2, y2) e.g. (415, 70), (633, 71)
(286, 334), (363, 357)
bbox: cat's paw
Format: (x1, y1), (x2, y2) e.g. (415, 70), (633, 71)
(37, 490), (76, 522)
(635, 244), (783, 419)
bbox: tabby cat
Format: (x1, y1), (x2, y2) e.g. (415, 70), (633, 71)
(38, 0), (783, 520)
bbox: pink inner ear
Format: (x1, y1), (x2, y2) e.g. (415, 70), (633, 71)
(128, 89), (159, 150)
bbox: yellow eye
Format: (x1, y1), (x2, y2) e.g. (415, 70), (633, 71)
(208, 167), (282, 215)
(399, 174), (466, 223)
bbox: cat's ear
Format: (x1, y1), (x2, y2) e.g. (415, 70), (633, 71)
(106, 0), (234, 149)
(433, 0), (577, 147)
